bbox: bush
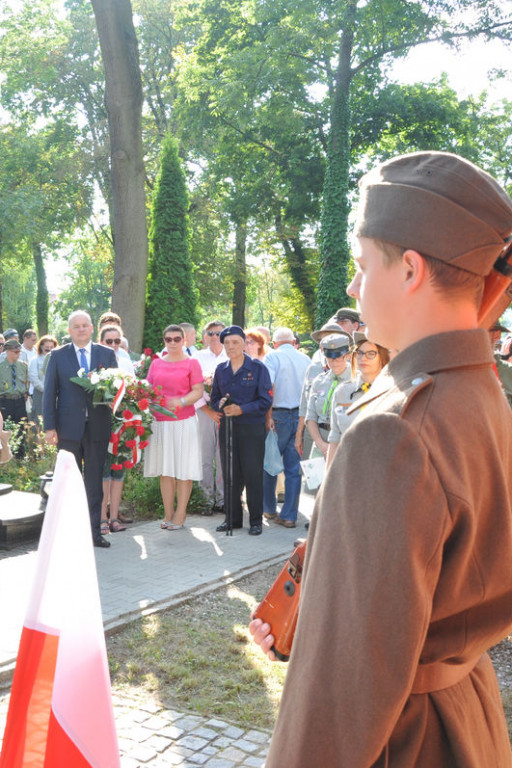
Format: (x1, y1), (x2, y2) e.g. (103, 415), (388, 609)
(121, 464), (207, 520)
(1, 418), (57, 492)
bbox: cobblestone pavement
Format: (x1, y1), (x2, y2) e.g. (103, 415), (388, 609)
(0, 492), (315, 766)
(0, 691), (270, 767)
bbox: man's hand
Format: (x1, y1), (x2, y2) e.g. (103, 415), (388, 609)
(294, 429), (304, 456)
(315, 438), (329, 457)
(223, 403), (242, 417)
(248, 617), (278, 662)
(45, 429), (58, 446)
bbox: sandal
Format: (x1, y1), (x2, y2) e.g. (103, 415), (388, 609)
(118, 513), (133, 524)
(166, 523), (184, 531)
(109, 519), (127, 533)
(161, 521), (172, 529)
(100, 519), (110, 535)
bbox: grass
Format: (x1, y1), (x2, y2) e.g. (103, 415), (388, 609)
(107, 564), (286, 730)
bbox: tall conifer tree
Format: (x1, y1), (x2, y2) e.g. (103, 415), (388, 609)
(144, 135), (198, 350)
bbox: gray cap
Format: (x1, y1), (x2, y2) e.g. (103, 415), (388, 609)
(3, 329), (18, 340)
(311, 322), (352, 344)
(321, 333), (352, 358)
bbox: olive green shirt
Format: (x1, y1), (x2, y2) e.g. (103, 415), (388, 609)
(0, 358), (29, 397)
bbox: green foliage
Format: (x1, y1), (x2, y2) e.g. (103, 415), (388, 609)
(122, 465), (207, 519)
(52, 233), (114, 332)
(1, 418), (57, 491)
(144, 134), (199, 349)
(2, 265), (37, 332)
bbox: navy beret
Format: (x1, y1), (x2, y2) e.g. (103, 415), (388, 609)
(220, 325), (246, 343)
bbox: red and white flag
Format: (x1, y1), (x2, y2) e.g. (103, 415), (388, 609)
(0, 450), (120, 767)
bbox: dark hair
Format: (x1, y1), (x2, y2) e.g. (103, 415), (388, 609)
(99, 324), (123, 343)
(351, 337), (390, 378)
(23, 328), (37, 339)
(164, 324), (184, 338)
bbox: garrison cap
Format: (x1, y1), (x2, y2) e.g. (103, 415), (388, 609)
(333, 307), (360, 323)
(219, 325), (245, 343)
(355, 151), (512, 276)
(4, 339), (21, 350)
(321, 333), (352, 358)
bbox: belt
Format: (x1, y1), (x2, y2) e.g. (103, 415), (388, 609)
(411, 655), (481, 694)
(273, 407), (299, 411)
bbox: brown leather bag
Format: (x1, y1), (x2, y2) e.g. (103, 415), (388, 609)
(252, 540), (306, 661)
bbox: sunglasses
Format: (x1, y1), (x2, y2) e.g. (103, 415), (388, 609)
(104, 338), (122, 345)
(164, 335), (183, 343)
(355, 349), (378, 360)
(207, 331), (221, 337)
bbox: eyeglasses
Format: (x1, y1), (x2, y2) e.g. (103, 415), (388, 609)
(9, 350), (21, 354)
(164, 336), (183, 343)
(355, 349), (378, 360)
(207, 330), (221, 337)
(104, 338), (122, 345)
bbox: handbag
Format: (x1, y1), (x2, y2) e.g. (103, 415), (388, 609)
(264, 429), (284, 476)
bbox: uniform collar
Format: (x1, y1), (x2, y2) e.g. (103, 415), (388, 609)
(350, 329), (493, 411)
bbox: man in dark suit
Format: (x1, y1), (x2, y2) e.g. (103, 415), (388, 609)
(43, 310), (117, 548)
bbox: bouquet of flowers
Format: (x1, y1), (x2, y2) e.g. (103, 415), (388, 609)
(134, 347), (160, 379)
(70, 367), (175, 470)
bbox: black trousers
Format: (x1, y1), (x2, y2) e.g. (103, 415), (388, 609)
(58, 421), (109, 540)
(0, 397), (27, 458)
(219, 419), (266, 527)
(0, 396), (27, 424)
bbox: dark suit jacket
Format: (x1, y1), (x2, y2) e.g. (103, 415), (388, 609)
(43, 343), (117, 442)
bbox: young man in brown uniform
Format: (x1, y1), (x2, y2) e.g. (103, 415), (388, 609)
(250, 151), (512, 766)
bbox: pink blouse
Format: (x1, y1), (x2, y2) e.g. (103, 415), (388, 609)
(147, 357), (203, 421)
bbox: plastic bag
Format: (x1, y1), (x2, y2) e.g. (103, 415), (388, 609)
(264, 429), (284, 476)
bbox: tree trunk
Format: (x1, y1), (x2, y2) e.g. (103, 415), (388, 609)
(232, 219), (247, 327)
(90, 0), (148, 353)
(276, 216), (316, 327)
(32, 242), (48, 335)
(315, 0), (357, 327)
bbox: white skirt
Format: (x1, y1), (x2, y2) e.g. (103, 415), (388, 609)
(143, 416), (202, 480)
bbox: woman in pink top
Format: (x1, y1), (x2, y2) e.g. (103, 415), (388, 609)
(143, 325), (204, 530)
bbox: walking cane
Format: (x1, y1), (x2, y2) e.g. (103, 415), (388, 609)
(221, 397), (234, 536)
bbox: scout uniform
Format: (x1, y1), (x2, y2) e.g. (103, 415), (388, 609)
(305, 334), (351, 457)
(265, 152), (512, 767)
(0, 340), (29, 424)
(327, 375), (364, 444)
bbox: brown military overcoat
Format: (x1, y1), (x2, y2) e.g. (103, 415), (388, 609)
(266, 329), (512, 768)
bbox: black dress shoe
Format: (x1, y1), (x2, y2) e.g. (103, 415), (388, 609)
(216, 521), (242, 532)
(249, 524), (262, 536)
(93, 536), (111, 548)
